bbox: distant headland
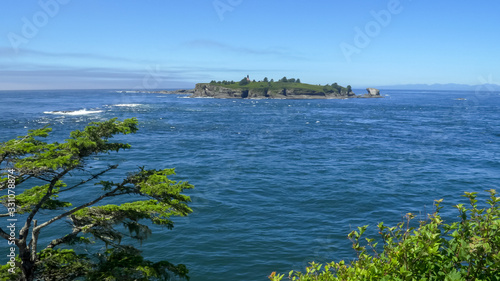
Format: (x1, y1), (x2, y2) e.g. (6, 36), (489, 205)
(190, 76), (382, 99)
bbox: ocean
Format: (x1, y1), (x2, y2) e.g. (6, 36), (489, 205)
(1, 89), (499, 280)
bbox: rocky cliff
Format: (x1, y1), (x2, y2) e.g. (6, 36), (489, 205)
(192, 84), (382, 99)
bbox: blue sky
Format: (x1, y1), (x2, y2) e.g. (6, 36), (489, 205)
(1, 0), (499, 90)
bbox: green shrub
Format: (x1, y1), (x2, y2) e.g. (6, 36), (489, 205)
(270, 190), (500, 281)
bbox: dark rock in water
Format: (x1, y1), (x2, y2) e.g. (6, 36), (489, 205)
(170, 89), (194, 94)
(152, 89), (195, 95)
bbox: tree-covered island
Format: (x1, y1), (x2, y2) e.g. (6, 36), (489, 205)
(192, 76), (382, 99)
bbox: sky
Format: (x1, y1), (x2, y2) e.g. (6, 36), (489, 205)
(1, 0), (500, 90)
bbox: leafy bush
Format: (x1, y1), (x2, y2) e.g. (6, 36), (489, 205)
(270, 190), (500, 281)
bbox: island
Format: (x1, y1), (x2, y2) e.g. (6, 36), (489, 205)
(191, 76), (382, 99)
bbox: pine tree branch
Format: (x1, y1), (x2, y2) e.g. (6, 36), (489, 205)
(34, 185), (122, 232)
(0, 173), (37, 191)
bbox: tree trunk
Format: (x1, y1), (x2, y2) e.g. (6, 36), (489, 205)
(19, 219), (39, 281)
(19, 247), (35, 281)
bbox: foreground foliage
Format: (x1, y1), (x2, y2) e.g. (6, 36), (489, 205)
(270, 190), (500, 281)
(0, 118), (192, 280)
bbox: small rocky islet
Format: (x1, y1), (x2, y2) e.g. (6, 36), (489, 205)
(158, 77), (382, 99)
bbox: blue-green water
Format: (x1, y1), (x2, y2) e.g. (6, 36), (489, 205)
(1, 89), (500, 280)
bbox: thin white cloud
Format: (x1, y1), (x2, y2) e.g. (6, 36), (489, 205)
(184, 39), (306, 59)
(0, 63), (286, 90)
(0, 47), (153, 64)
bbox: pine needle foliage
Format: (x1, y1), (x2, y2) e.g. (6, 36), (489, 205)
(0, 118), (193, 281)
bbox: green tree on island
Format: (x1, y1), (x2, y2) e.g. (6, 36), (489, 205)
(0, 118), (193, 281)
(239, 77), (250, 86)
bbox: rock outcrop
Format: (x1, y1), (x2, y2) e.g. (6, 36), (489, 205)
(153, 89), (195, 95)
(191, 84), (381, 99)
(362, 88), (382, 98)
(191, 84), (245, 98)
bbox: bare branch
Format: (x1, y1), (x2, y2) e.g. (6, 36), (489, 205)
(20, 169), (70, 242)
(30, 220), (39, 261)
(44, 226), (85, 250)
(0, 227), (11, 240)
(60, 164), (118, 193)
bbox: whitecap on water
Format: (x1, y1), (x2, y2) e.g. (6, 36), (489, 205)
(111, 104), (143, 107)
(43, 109), (103, 115)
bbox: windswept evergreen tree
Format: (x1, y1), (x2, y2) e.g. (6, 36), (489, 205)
(0, 118), (192, 281)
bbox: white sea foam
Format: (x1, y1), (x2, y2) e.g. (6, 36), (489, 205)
(112, 104), (142, 107)
(43, 109), (103, 115)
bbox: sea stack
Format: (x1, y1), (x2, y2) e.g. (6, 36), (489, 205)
(364, 88), (382, 98)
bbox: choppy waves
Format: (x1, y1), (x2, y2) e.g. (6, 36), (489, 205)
(4, 89), (500, 281)
(43, 109), (103, 115)
(43, 104), (146, 116)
